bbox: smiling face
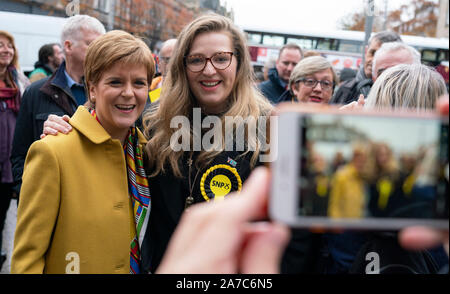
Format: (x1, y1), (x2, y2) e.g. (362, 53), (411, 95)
(0, 35), (15, 69)
(292, 68), (334, 104)
(89, 62), (149, 142)
(186, 31), (238, 114)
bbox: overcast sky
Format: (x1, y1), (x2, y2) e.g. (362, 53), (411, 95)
(220, 0), (416, 32)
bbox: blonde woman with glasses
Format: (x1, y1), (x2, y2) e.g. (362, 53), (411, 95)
(278, 56), (339, 104)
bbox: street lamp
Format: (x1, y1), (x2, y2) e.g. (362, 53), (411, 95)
(362, 0), (375, 65)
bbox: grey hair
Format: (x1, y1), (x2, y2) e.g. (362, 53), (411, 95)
(61, 15), (106, 46)
(368, 30), (402, 47)
(288, 56), (339, 91)
(365, 63), (448, 111)
(372, 42), (421, 78)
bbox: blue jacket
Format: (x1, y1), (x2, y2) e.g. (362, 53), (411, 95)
(258, 68), (287, 104)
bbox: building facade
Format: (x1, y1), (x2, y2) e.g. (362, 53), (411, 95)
(436, 0), (449, 38)
(0, 0), (232, 50)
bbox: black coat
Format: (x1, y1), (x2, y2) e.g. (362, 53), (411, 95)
(258, 68), (287, 104)
(141, 151), (257, 273)
(10, 62), (80, 195)
(330, 67), (373, 105)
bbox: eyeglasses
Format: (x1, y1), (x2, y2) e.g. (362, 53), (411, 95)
(185, 52), (234, 73)
(296, 78), (334, 91)
(160, 56), (171, 64)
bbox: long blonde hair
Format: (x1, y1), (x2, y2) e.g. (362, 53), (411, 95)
(144, 14), (272, 177)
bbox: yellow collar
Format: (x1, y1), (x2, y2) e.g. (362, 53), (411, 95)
(69, 106), (148, 145)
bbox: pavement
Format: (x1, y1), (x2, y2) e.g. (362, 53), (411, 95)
(1, 199), (17, 274)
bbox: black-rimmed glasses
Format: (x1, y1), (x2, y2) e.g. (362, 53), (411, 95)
(296, 78), (334, 91)
(185, 52), (234, 73)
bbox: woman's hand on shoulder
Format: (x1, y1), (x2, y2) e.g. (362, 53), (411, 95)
(40, 114), (72, 139)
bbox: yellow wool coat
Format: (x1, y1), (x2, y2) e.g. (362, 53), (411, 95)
(11, 106), (147, 274)
(328, 163), (367, 219)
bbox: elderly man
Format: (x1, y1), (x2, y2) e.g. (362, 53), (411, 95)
(339, 43), (423, 110)
(259, 43), (303, 104)
(330, 31), (402, 105)
(149, 38), (177, 103)
(371, 42), (421, 81)
(11, 15), (105, 197)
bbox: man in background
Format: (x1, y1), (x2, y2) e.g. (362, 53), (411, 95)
(330, 31), (402, 105)
(149, 38), (177, 103)
(28, 43), (64, 83)
(259, 43), (303, 104)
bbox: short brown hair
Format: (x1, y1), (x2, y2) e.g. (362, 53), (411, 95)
(0, 30), (19, 68)
(289, 56), (339, 92)
(84, 30), (155, 102)
(278, 43), (303, 59)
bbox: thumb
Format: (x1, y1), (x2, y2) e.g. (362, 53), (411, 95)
(240, 223), (290, 274)
(358, 94), (365, 105)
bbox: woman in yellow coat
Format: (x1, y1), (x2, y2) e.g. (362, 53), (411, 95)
(328, 143), (370, 219)
(11, 30), (155, 274)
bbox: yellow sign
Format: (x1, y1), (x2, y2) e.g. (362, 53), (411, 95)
(210, 175), (232, 200)
(200, 164), (242, 202)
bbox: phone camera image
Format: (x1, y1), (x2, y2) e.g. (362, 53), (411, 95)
(297, 114), (449, 222)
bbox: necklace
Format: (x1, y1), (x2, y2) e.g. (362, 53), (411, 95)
(185, 152), (202, 209)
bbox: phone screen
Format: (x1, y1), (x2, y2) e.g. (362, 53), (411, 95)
(298, 114), (449, 221)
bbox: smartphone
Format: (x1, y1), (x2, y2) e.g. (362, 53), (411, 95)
(270, 106), (449, 231)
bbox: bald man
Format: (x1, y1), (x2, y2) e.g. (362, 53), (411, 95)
(149, 39), (177, 103)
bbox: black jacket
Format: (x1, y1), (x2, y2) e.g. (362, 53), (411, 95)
(141, 151), (257, 273)
(330, 67), (373, 105)
(258, 68), (287, 104)
(10, 62), (80, 195)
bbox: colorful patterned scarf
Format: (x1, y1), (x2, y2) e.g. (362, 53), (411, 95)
(90, 109), (151, 274)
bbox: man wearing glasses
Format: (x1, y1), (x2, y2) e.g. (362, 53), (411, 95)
(149, 39), (177, 103)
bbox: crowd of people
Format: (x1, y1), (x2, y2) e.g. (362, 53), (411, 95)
(0, 12), (448, 274)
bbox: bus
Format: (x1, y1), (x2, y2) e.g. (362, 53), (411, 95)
(0, 11), (67, 74)
(242, 24), (449, 72)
